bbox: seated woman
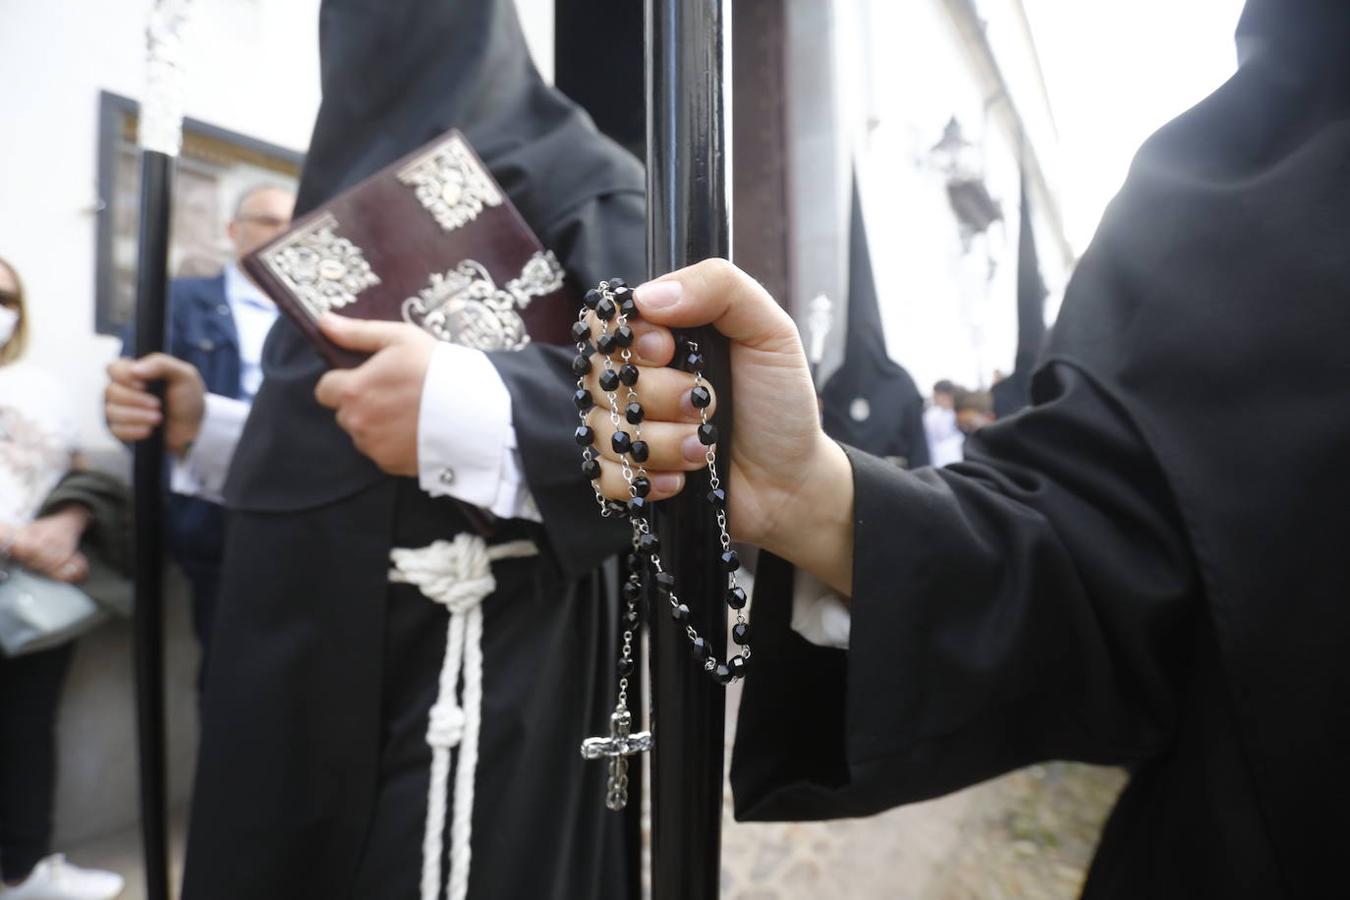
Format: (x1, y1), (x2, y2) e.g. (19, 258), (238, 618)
(0, 256), (124, 900)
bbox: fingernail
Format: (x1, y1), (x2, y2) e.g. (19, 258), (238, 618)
(651, 473), (683, 494)
(635, 280), (682, 311)
(682, 433), (707, 463)
(635, 332), (664, 360)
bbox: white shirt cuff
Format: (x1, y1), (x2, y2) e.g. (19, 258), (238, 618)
(418, 343), (542, 522)
(790, 568), (852, 649)
(169, 393), (249, 504)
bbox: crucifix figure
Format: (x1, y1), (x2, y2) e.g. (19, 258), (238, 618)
(581, 709), (653, 811)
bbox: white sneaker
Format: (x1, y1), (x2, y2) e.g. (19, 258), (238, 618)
(0, 855), (124, 900)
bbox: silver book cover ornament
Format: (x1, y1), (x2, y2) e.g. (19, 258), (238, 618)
(257, 213), (382, 319)
(403, 250), (565, 352)
(397, 135), (505, 232)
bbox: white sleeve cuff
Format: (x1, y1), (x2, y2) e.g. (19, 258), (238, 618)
(789, 568), (852, 649)
(169, 393), (249, 504)
(418, 343), (542, 522)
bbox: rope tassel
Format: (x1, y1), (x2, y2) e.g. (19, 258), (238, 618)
(390, 534), (538, 900)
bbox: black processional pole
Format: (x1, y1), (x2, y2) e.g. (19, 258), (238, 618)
(131, 4), (191, 898)
(646, 0), (732, 897)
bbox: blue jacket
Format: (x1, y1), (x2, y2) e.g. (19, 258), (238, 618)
(123, 274), (243, 578)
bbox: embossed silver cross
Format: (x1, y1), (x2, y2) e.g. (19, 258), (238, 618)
(580, 708), (653, 811)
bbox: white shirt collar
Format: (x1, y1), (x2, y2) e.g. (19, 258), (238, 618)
(224, 261), (275, 311)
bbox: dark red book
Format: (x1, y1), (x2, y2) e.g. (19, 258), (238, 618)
(243, 129), (577, 368)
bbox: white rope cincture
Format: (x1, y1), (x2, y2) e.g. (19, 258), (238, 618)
(390, 534), (538, 900)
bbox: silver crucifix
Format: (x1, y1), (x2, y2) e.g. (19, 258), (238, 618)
(580, 708), (653, 811)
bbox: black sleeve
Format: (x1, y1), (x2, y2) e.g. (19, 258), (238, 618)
(486, 189), (645, 578)
(902, 392), (929, 468)
(731, 361), (1200, 822)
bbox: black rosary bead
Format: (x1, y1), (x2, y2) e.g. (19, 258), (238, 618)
(573, 389), (595, 411)
(713, 662), (734, 685)
(618, 364), (640, 386)
(619, 296), (638, 319)
(583, 288), (602, 309)
(596, 332), (618, 356)
(618, 657), (635, 677)
(697, 423), (719, 445)
(611, 430), (632, 454)
(690, 385), (712, 409)
(654, 571), (675, 597)
(595, 296), (617, 321)
(613, 325), (634, 348)
(574, 425), (595, 446)
(608, 277), (627, 289)
(690, 636), (711, 660)
(638, 533), (661, 555)
(626, 496), (649, 520)
(622, 579), (643, 602)
(604, 500), (627, 518)
(571, 354), (592, 376)
(631, 476), (652, 498)
(625, 402), (644, 424)
(683, 350), (705, 373)
(598, 369), (621, 392)
(729, 655), (748, 678)
(581, 458), (601, 480)
(623, 607), (640, 627)
(571, 320), (592, 343)
(625, 552), (642, 572)
(732, 622), (751, 645)
(707, 487), (727, 508)
(629, 440), (650, 463)
(671, 603), (690, 623)
(720, 549), (741, 573)
(726, 586), (747, 610)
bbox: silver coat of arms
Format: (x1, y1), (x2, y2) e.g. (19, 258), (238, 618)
(256, 213), (381, 318)
(397, 135), (504, 233)
(403, 251), (565, 351)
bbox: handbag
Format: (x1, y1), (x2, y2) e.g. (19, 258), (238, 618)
(0, 563), (108, 657)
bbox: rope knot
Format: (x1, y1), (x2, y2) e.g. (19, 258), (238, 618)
(426, 702), (466, 749)
(390, 535), (497, 614)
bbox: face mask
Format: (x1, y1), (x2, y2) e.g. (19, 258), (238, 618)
(0, 306), (17, 349)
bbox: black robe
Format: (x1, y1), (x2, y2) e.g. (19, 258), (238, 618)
(181, 1), (642, 897)
(732, 4), (1350, 897)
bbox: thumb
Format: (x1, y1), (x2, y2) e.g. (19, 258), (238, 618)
(319, 314), (412, 353)
(633, 259), (801, 352)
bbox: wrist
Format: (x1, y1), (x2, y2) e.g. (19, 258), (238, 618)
(761, 433), (854, 596)
(51, 504), (93, 531)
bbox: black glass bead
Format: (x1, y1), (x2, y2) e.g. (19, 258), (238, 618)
(595, 297), (617, 321)
(690, 636), (711, 660)
(626, 497), (649, 520)
(608, 277), (627, 289)
(623, 608), (640, 627)
(618, 657), (635, 677)
(596, 332), (618, 356)
(583, 288), (602, 310)
(625, 552), (641, 572)
(683, 351), (705, 373)
(631, 476), (652, 498)
(598, 369), (621, 392)
(611, 430), (632, 454)
(580, 342), (597, 358)
(571, 320), (591, 343)
(571, 354), (592, 376)
(726, 586), (747, 610)
(707, 487), (726, 508)
(698, 423), (719, 445)
(654, 571), (676, 597)
(638, 533), (661, 556)
(720, 549), (741, 573)
(619, 364), (640, 386)
(690, 385), (712, 409)
(729, 655), (748, 678)
(625, 402), (644, 425)
(732, 622), (751, 645)
(619, 297), (638, 319)
(604, 500), (628, 518)
(671, 603), (690, 623)
(581, 458), (601, 480)
(622, 579), (643, 602)
(629, 440), (650, 463)
(573, 388), (595, 411)
(714, 663), (734, 685)
(574, 425), (595, 446)
(613, 325), (634, 348)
